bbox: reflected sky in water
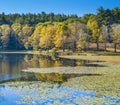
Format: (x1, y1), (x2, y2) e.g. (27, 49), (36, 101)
(0, 82), (119, 105)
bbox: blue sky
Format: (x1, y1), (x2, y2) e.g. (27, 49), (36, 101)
(0, 0), (120, 16)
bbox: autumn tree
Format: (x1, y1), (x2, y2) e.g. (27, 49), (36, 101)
(76, 24), (88, 51)
(30, 23), (42, 50)
(39, 25), (47, 49)
(11, 23), (22, 49)
(111, 24), (120, 52)
(45, 24), (57, 49)
(0, 24), (11, 49)
(54, 23), (70, 50)
(68, 21), (88, 51)
(40, 23), (57, 49)
(22, 24), (33, 49)
(12, 23), (33, 50)
(87, 15), (102, 50)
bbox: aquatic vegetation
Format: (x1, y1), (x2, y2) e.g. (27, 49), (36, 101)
(0, 54), (120, 104)
(0, 82), (119, 105)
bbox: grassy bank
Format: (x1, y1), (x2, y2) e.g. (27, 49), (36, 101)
(0, 50), (57, 56)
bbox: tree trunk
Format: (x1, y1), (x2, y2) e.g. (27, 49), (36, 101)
(84, 43), (86, 52)
(72, 41), (76, 52)
(114, 43), (117, 52)
(96, 40), (99, 50)
(87, 42), (89, 50)
(104, 42), (107, 51)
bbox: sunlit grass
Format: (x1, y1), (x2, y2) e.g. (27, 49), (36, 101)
(60, 55), (120, 64)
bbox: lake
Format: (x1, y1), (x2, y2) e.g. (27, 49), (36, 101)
(0, 53), (120, 105)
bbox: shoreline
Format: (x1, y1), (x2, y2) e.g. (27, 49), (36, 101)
(0, 51), (40, 54)
(0, 51), (120, 63)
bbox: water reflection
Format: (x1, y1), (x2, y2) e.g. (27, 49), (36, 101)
(0, 54), (27, 82)
(0, 53), (119, 105)
(0, 73), (102, 84)
(24, 54), (106, 68)
(0, 53), (105, 83)
(0, 82), (119, 105)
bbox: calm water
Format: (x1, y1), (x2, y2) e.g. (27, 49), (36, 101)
(0, 53), (104, 83)
(0, 53), (119, 105)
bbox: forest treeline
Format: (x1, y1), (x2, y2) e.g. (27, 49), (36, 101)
(0, 12), (78, 25)
(0, 7), (120, 52)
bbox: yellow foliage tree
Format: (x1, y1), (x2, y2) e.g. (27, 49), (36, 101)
(0, 24), (11, 49)
(87, 16), (102, 50)
(54, 23), (70, 50)
(30, 23), (42, 50)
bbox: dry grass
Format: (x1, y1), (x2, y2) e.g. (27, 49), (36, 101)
(60, 55), (120, 65)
